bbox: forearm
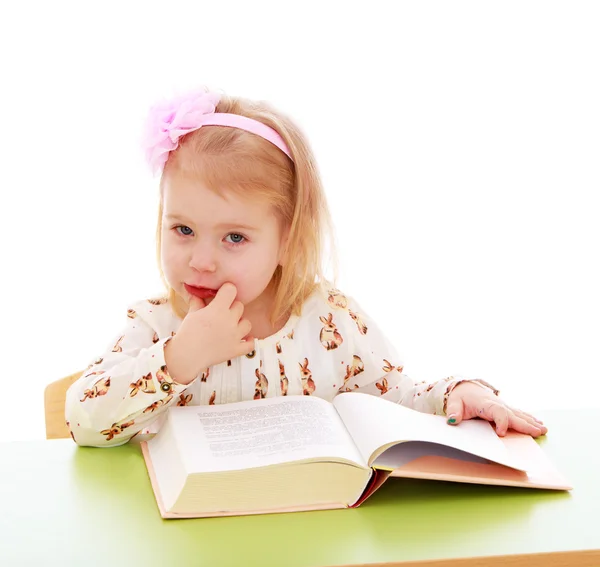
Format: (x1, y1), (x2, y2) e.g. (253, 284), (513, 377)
(66, 338), (192, 446)
(396, 375), (499, 416)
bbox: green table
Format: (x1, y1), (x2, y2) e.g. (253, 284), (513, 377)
(1, 410), (599, 567)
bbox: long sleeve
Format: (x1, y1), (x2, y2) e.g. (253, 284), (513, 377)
(65, 300), (192, 447)
(326, 291), (479, 415)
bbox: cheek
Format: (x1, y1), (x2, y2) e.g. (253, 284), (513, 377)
(161, 239), (186, 277)
(229, 251), (280, 298)
(222, 260), (254, 289)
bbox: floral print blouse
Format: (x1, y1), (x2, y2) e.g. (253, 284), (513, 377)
(66, 285), (489, 447)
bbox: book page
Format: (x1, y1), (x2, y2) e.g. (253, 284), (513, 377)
(374, 441), (494, 469)
(333, 392), (526, 470)
(165, 396), (368, 474)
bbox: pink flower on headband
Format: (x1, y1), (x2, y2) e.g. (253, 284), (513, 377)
(142, 89), (221, 175)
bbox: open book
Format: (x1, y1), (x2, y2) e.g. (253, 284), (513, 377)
(140, 393), (571, 518)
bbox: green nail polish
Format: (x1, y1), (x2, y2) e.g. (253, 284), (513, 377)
(447, 417), (456, 424)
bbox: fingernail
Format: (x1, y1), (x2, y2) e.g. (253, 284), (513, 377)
(447, 415), (457, 425)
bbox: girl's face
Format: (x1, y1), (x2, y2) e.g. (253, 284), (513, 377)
(160, 173), (288, 318)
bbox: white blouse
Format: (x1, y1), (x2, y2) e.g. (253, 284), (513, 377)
(66, 285), (487, 447)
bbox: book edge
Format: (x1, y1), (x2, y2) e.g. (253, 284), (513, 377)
(141, 441), (351, 518)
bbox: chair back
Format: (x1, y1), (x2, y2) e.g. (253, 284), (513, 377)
(44, 371), (82, 439)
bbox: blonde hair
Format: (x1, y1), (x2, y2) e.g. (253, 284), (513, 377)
(155, 92), (338, 324)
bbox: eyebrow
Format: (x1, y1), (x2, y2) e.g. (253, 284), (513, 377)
(214, 222), (259, 232)
(164, 214), (191, 222)
(164, 214), (259, 232)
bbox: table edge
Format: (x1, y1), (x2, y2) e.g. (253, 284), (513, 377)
(339, 549), (600, 567)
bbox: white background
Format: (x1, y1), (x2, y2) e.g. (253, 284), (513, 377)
(1, 1), (598, 442)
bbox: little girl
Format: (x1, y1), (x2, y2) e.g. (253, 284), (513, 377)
(66, 87), (547, 447)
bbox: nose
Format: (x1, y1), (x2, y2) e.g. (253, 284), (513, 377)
(189, 240), (217, 273)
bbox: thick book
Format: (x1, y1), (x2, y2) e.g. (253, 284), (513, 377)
(140, 393), (571, 518)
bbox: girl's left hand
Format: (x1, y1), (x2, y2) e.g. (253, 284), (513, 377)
(445, 381), (548, 437)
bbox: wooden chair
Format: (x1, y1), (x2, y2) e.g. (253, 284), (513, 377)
(44, 371), (83, 439)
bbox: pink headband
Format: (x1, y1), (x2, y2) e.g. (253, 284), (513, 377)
(142, 89), (292, 175)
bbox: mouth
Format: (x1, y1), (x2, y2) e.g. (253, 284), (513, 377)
(184, 284), (218, 300)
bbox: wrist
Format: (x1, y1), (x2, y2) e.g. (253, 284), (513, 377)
(163, 336), (204, 385)
(456, 379), (500, 397)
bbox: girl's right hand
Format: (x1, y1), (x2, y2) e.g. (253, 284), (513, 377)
(164, 283), (254, 384)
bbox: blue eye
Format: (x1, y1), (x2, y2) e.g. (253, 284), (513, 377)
(225, 233), (246, 245)
(175, 225), (194, 236)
